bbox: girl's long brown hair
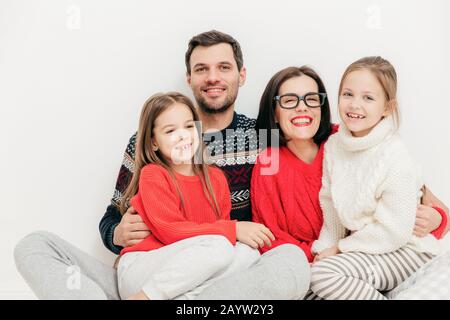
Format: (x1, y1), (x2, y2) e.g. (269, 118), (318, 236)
(119, 92), (221, 218)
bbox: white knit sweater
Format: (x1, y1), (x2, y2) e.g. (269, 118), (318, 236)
(312, 116), (444, 256)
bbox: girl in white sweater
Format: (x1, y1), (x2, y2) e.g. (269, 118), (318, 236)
(310, 56), (448, 300)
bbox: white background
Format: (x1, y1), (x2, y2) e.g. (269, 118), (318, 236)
(1, 0), (449, 299)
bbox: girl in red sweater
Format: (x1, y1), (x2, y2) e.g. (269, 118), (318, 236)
(117, 92), (273, 300)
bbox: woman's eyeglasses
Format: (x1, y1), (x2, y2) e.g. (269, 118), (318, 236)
(274, 92), (327, 109)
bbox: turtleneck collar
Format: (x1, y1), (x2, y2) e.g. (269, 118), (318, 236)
(337, 116), (396, 152)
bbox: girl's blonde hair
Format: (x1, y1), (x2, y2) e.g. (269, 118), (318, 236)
(338, 56), (400, 128)
(119, 92), (222, 218)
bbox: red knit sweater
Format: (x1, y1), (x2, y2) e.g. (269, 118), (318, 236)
(120, 164), (236, 256)
(251, 145), (326, 262)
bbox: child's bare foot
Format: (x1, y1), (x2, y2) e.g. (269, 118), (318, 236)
(126, 291), (150, 300)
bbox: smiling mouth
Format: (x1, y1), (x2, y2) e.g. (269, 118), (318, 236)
(202, 87), (226, 96)
(347, 112), (366, 120)
(291, 117), (312, 127)
(175, 142), (193, 151)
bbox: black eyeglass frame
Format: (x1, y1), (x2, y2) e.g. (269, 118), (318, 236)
(273, 92), (327, 109)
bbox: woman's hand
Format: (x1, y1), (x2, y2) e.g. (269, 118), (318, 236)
(414, 204), (442, 237)
(313, 246), (340, 263)
(236, 221), (275, 249)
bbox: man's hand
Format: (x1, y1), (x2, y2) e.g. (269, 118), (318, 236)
(113, 206), (151, 247)
(313, 246), (340, 263)
(414, 204), (442, 237)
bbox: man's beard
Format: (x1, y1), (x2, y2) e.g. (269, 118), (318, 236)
(197, 99), (233, 114)
(195, 90), (237, 114)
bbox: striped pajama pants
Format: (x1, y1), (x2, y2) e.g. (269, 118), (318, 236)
(308, 247), (434, 300)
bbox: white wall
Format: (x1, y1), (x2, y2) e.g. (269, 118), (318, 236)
(1, 0), (449, 299)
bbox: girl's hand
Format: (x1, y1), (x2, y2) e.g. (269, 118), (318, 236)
(313, 246), (340, 263)
(414, 204), (442, 237)
(236, 221), (275, 249)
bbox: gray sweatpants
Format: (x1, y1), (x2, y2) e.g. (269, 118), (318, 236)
(14, 231), (120, 300)
(14, 231), (310, 300)
(118, 235), (260, 300)
(195, 243), (311, 300)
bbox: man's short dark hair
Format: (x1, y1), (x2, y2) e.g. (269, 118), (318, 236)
(185, 30), (244, 75)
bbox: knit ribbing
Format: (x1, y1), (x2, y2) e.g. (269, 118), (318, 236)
(313, 119), (444, 256)
(337, 116), (396, 152)
(120, 164), (236, 256)
(251, 146), (326, 262)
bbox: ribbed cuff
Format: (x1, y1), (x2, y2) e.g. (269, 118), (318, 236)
(107, 222), (123, 255)
(217, 219), (237, 245)
(431, 206), (448, 239)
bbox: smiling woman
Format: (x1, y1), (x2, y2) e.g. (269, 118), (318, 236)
(256, 66), (332, 151)
(224, 65), (336, 300)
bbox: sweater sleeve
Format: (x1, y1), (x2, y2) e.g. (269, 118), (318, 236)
(98, 133), (136, 254)
(338, 163), (418, 254)
(312, 151), (347, 254)
(132, 165), (236, 246)
(99, 205), (123, 254)
(251, 160), (314, 261)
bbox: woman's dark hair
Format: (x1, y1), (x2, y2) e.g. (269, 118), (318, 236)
(256, 66), (332, 148)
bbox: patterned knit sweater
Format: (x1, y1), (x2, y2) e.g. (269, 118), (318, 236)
(100, 112), (258, 254)
(312, 116), (444, 256)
